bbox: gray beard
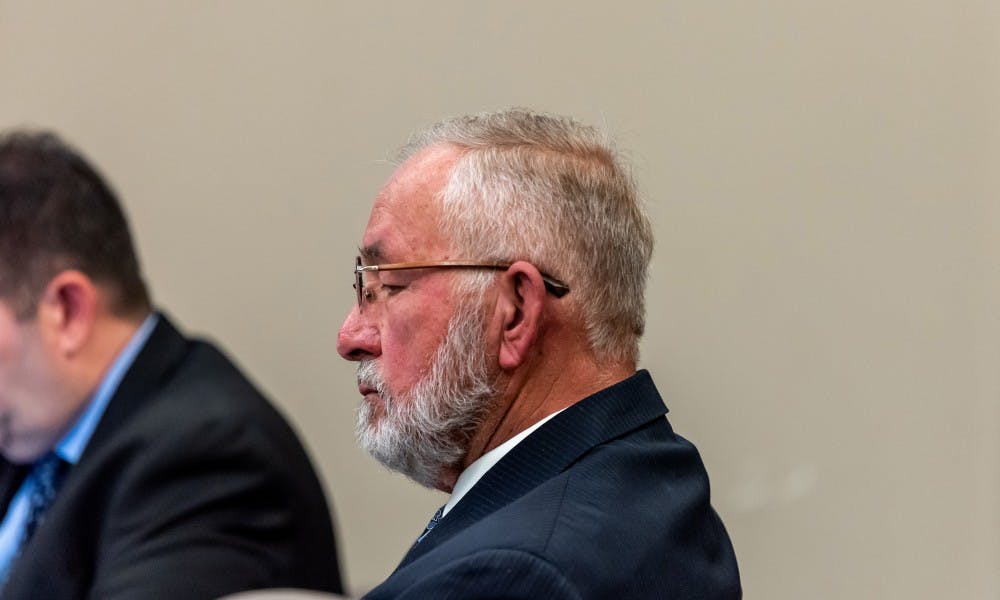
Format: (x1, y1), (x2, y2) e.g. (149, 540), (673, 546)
(354, 299), (497, 488)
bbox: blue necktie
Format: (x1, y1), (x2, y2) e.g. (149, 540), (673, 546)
(22, 452), (68, 544)
(0, 453), (68, 587)
(415, 506), (444, 544)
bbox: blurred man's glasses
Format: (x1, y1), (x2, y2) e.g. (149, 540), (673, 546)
(354, 256), (570, 312)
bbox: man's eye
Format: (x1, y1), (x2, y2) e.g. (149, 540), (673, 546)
(381, 284), (405, 294)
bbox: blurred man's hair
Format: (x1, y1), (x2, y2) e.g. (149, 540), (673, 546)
(0, 130), (150, 319)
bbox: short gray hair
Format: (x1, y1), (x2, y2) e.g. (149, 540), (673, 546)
(399, 109), (653, 364)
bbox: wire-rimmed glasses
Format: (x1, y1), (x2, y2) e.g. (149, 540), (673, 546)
(353, 256), (570, 311)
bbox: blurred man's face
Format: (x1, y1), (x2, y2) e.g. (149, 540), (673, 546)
(336, 145), (500, 488)
(0, 297), (73, 463)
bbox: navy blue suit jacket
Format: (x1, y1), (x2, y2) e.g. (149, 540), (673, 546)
(0, 314), (343, 599)
(364, 371), (741, 599)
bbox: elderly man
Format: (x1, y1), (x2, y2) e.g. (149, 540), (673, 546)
(0, 131), (343, 598)
(338, 109), (741, 598)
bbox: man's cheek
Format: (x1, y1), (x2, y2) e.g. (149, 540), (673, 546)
(384, 338), (433, 391)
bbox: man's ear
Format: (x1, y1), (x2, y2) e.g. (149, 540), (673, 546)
(36, 270), (99, 357)
(495, 261), (547, 370)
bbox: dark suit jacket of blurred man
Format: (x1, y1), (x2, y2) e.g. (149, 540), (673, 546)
(0, 315), (343, 599)
(363, 371), (741, 600)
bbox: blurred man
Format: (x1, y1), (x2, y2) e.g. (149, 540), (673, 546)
(0, 131), (343, 599)
(337, 109), (740, 598)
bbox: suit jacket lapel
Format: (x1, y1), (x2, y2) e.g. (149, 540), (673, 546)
(398, 370), (668, 567)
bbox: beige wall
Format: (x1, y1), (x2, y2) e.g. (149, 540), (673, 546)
(2, 1), (997, 597)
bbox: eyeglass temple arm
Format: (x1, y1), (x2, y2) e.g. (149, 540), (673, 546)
(356, 261), (570, 297)
(357, 260), (509, 272)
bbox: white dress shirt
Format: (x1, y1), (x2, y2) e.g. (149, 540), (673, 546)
(442, 408), (566, 517)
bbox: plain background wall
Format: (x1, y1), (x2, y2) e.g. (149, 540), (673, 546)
(1, 2), (997, 597)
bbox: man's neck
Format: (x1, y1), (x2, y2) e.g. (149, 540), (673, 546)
(55, 313), (156, 465)
(69, 312), (148, 408)
(434, 355), (634, 492)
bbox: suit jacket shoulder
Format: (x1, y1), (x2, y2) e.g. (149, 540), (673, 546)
(367, 371), (740, 600)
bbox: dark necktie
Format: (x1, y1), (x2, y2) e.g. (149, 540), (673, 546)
(22, 452), (68, 544)
(415, 506), (444, 544)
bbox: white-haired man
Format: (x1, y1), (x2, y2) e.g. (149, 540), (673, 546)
(337, 109), (741, 599)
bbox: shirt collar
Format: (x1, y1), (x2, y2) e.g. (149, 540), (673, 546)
(442, 407), (566, 517)
(54, 313), (158, 465)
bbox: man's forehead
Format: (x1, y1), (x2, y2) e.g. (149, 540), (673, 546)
(359, 145), (460, 262)
(359, 212), (447, 264)
(388, 143), (461, 188)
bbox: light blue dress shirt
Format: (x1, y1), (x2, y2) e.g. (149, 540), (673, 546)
(0, 314), (158, 577)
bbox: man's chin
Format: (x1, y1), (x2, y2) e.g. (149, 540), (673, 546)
(357, 395), (390, 435)
(355, 402), (393, 455)
(0, 437), (50, 465)
(362, 393), (389, 418)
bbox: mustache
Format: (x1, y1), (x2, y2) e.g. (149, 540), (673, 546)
(357, 361), (389, 409)
(356, 360), (382, 389)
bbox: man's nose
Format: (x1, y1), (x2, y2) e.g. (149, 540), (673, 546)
(337, 307), (380, 361)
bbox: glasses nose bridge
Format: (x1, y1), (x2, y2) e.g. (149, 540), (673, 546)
(354, 264), (382, 312)
(355, 258), (374, 310)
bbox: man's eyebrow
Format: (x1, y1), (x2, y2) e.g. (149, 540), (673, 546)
(358, 244), (384, 263)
